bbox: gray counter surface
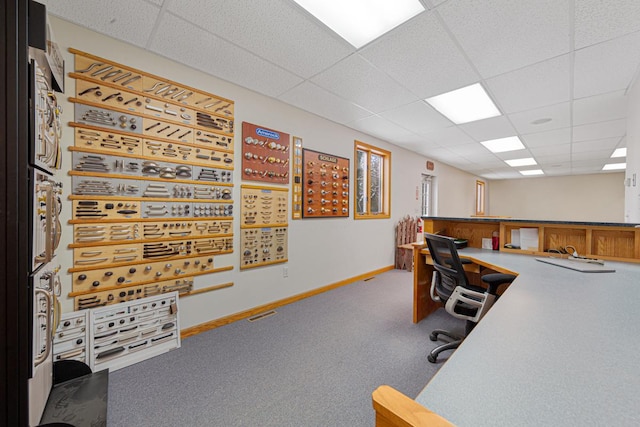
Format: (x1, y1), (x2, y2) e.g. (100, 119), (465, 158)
(415, 248), (640, 426)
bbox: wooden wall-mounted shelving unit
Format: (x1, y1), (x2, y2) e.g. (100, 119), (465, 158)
(422, 217), (640, 263)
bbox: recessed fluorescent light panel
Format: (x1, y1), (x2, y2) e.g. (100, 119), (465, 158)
(480, 136), (525, 153)
(292, 0), (425, 48)
(603, 163), (626, 170)
(611, 148), (627, 158)
(425, 83), (501, 124)
(506, 158), (537, 167)
(520, 169), (544, 176)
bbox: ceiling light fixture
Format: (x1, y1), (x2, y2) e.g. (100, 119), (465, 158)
(506, 158), (537, 167)
(611, 148), (627, 158)
(292, 0), (425, 49)
(480, 136), (525, 153)
(520, 169), (544, 176)
(425, 83), (501, 124)
(602, 163), (626, 170)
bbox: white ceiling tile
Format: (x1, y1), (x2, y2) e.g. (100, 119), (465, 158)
(311, 54), (419, 113)
(575, 0), (640, 48)
(485, 55), (571, 114)
(530, 143), (571, 158)
(166, 0), (354, 78)
(573, 91), (627, 125)
(572, 119), (626, 142)
(347, 115), (419, 143)
(438, 0), (571, 77)
(392, 134), (442, 148)
(379, 101), (453, 135)
(278, 82), (372, 124)
(572, 138), (620, 153)
(447, 143), (493, 157)
(360, 11), (479, 98)
(543, 165), (573, 175)
(42, 0), (160, 47)
(571, 150), (615, 163)
(521, 128), (571, 148)
(421, 126), (476, 147)
(458, 116), (517, 142)
(423, 147), (460, 161)
(148, 13), (303, 98)
(574, 31), (640, 98)
(494, 149), (533, 161)
(537, 155), (572, 166)
(508, 102), (571, 134)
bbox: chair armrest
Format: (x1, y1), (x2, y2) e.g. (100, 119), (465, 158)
(371, 385), (454, 427)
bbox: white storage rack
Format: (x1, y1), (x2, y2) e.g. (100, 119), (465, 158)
(53, 292), (180, 372)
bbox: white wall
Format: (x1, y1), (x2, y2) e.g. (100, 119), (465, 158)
(488, 173), (625, 222)
(50, 17), (481, 329)
(626, 77), (640, 222)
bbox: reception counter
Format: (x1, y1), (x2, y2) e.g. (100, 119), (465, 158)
(374, 246), (640, 426)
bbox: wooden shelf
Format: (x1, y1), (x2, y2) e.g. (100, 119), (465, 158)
(423, 218), (640, 263)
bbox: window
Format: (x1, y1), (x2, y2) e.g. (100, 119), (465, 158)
(354, 141), (391, 219)
(421, 175), (434, 217)
(475, 180), (486, 216)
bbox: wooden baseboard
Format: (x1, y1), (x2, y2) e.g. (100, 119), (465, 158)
(180, 265), (394, 339)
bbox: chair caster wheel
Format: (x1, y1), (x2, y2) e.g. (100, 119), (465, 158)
(429, 333), (438, 341)
(428, 354), (437, 363)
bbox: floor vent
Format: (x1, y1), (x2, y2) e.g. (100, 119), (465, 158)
(248, 310), (277, 322)
(363, 276), (376, 282)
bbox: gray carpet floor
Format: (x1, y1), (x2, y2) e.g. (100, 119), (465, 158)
(107, 269), (464, 426)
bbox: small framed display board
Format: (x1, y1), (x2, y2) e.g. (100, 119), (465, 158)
(291, 136), (303, 219)
(242, 122), (290, 184)
(302, 149), (349, 218)
(240, 185), (288, 269)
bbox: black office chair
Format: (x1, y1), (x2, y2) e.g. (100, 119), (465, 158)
(425, 233), (516, 363)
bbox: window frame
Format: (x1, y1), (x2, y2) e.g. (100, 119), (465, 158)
(354, 140), (391, 220)
(475, 180), (486, 216)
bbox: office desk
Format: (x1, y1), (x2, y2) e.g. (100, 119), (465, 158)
(412, 248), (640, 426)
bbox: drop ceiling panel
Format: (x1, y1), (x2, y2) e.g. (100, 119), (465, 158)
(42, 0), (160, 47)
(438, 0), (571, 78)
(530, 143), (571, 158)
(573, 91), (627, 125)
(311, 54), (419, 113)
(573, 31), (640, 99)
(421, 126), (476, 147)
(572, 137), (620, 153)
(521, 128), (571, 148)
(379, 101), (453, 135)
(148, 13), (304, 98)
(508, 102), (571, 135)
(458, 116), (517, 142)
(360, 11), (479, 99)
(347, 115), (419, 143)
(446, 143), (496, 158)
(572, 119), (626, 142)
(278, 82), (372, 124)
(165, 0), (354, 78)
(485, 55), (571, 114)
(494, 149), (534, 162)
(574, 0), (640, 49)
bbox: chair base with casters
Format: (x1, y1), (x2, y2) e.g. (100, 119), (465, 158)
(427, 272), (516, 363)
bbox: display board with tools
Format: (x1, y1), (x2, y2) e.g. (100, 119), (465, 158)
(302, 149), (350, 218)
(242, 122), (290, 184)
(67, 49), (235, 309)
(240, 185), (289, 269)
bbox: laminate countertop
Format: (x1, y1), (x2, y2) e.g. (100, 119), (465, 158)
(415, 248), (640, 426)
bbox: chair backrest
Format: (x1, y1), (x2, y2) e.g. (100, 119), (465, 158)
(425, 233), (469, 301)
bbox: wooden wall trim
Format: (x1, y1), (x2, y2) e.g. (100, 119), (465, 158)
(181, 265), (394, 339)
